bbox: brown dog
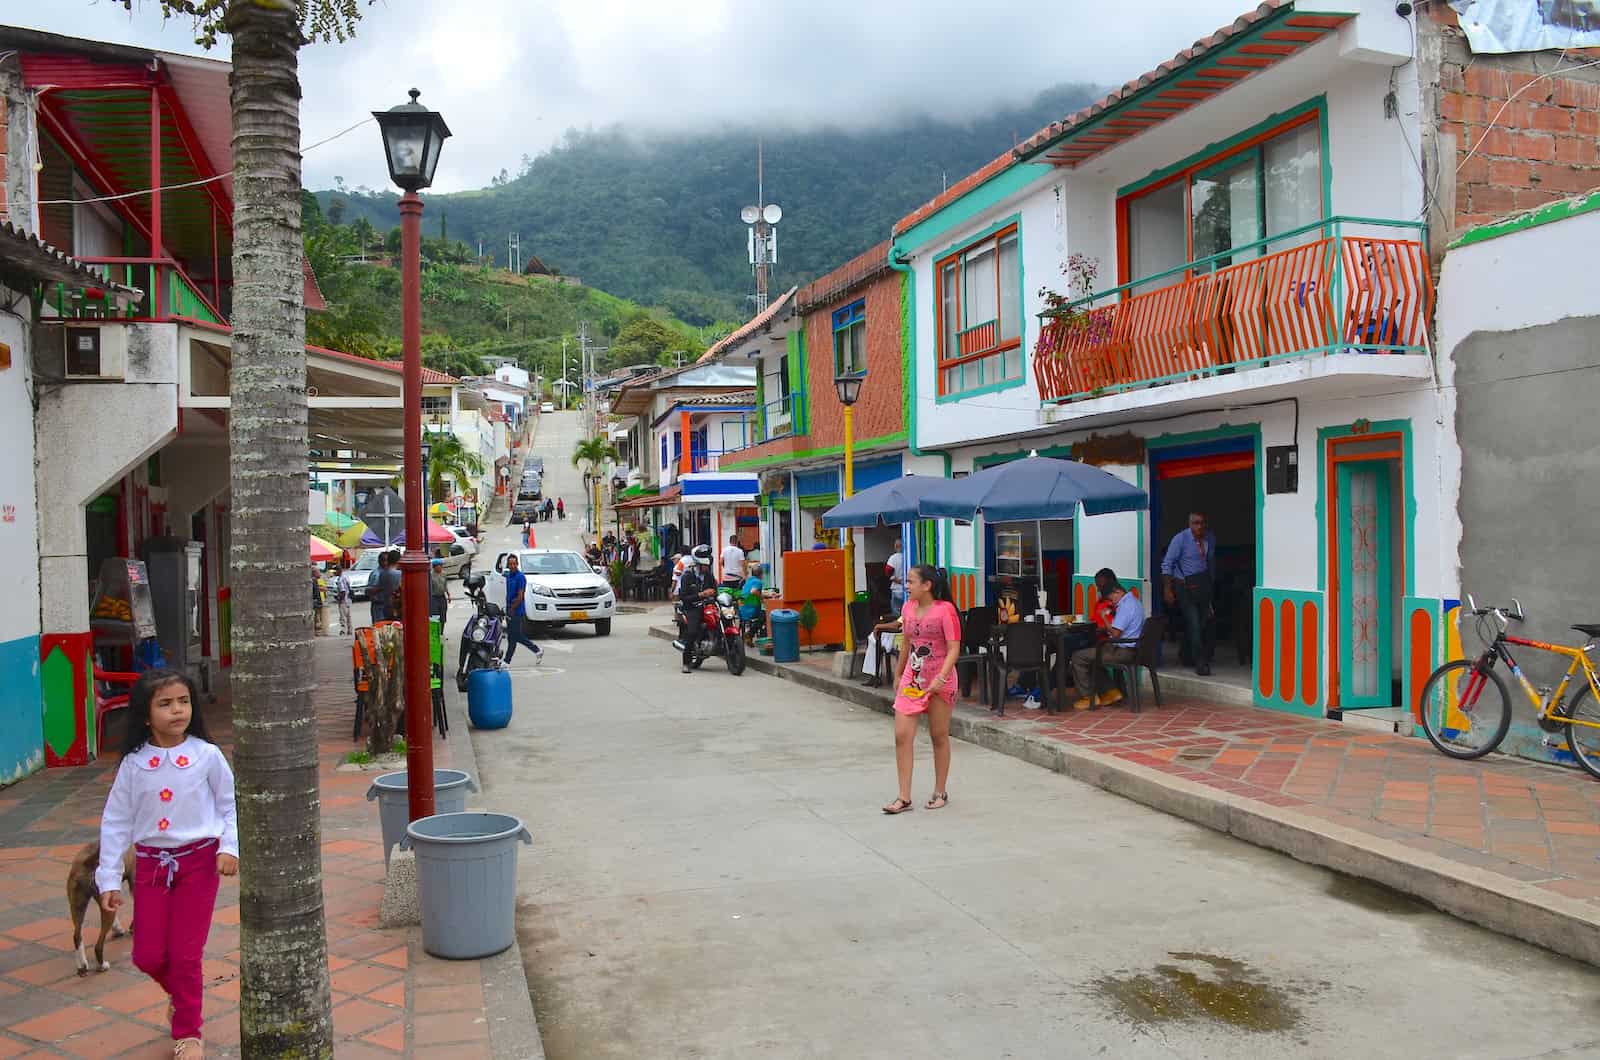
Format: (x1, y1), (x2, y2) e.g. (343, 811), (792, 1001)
(67, 841), (133, 975)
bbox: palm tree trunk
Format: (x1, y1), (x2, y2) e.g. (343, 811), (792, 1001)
(223, 1), (334, 1053)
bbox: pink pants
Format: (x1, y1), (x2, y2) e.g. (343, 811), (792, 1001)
(132, 838), (220, 1041)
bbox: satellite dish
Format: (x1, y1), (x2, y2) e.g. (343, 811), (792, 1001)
(763, 203), (783, 224)
(740, 205), (759, 224)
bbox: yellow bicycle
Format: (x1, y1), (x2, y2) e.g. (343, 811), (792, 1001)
(1418, 597), (1600, 778)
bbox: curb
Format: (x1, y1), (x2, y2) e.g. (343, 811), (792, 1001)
(450, 686), (547, 1058)
(651, 624), (1600, 966)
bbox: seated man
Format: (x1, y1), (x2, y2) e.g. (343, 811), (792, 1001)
(1070, 568), (1144, 710)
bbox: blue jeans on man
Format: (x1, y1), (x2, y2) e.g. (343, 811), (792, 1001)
(1173, 576), (1215, 672)
(505, 613), (541, 662)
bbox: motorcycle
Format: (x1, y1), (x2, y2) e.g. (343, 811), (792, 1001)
(455, 573), (508, 692)
(675, 589), (746, 675)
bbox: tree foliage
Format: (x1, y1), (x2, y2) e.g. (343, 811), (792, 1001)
(424, 429), (487, 499)
(316, 83), (1099, 325)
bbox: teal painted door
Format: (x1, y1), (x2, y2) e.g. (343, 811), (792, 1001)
(1337, 462), (1393, 709)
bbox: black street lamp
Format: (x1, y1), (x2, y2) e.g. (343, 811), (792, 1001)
(373, 89), (451, 192)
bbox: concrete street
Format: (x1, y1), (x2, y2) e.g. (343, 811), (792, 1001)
(470, 412), (1600, 1060)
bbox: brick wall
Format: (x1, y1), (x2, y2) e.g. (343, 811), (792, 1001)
(801, 270), (904, 450)
(1427, 7), (1600, 232)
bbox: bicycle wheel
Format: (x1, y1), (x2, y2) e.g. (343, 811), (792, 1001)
(1418, 659), (1511, 759)
(1562, 685), (1600, 780)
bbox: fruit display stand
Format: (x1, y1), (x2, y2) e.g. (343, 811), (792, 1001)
(90, 557), (162, 669)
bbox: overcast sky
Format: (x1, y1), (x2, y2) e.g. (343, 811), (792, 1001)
(3, 0), (1250, 193)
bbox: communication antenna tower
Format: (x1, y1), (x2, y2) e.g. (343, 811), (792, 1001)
(740, 139), (781, 314)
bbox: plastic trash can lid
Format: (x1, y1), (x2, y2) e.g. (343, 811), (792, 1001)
(368, 768), (473, 795)
(770, 608), (800, 619)
(404, 811), (530, 845)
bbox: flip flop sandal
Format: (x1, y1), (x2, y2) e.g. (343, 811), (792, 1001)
(882, 798), (914, 815)
(926, 792), (949, 810)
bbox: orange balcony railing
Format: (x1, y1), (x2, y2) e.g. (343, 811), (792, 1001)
(1035, 217), (1432, 403)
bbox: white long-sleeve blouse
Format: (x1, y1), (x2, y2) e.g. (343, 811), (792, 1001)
(96, 736), (239, 894)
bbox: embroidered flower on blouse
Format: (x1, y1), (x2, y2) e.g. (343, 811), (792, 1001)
(148, 755), (161, 768)
(175, 755), (190, 768)
(157, 818), (171, 832)
(159, 788), (173, 802)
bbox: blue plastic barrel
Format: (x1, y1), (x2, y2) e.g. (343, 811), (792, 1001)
(770, 608), (800, 663)
(467, 667), (513, 729)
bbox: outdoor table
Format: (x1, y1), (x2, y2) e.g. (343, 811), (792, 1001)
(1042, 621), (1101, 711)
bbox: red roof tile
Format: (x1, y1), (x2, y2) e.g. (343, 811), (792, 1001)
(795, 241), (893, 311)
(696, 287), (798, 363)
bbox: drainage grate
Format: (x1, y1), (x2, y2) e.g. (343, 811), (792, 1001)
(1177, 747), (1217, 761)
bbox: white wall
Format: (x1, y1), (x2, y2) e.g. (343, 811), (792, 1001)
(1436, 202), (1600, 601)
(0, 308), (39, 647)
(904, 168), (1063, 451)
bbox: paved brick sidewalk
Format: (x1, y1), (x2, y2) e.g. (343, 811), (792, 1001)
(0, 639), (522, 1058)
(784, 652), (1600, 906)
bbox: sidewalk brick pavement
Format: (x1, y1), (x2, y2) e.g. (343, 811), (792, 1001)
(795, 653), (1600, 906)
(0, 640), (508, 1058)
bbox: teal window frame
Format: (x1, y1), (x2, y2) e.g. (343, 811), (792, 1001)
(934, 215), (1024, 399)
(832, 299), (867, 376)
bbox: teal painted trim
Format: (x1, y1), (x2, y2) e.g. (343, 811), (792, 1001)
(0, 634), (44, 788)
(1118, 95), (1328, 200)
(896, 165), (1052, 255)
(1336, 462), (1394, 709)
(1251, 587), (1325, 718)
(1314, 418), (1416, 596)
(787, 326), (809, 435)
(1135, 463), (1146, 581)
(932, 211), (1022, 274)
(935, 374), (1026, 404)
(1449, 188), (1600, 249)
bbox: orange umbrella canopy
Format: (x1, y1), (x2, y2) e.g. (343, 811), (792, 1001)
(310, 535), (341, 562)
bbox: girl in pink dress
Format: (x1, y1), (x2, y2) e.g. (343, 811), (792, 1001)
(884, 564), (961, 814)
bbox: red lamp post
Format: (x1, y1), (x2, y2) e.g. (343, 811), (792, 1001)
(374, 90), (452, 822)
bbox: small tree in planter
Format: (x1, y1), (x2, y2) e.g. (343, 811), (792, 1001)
(366, 623), (405, 757)
(798, 599), (819, 649)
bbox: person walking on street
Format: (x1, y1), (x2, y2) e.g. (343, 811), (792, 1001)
(335, 557), (354, 635)
(1071, 568), (1145, 709)
(556, 497), (565, 520)
(883, 564), (960, 815)
(95, 669), (238, 1058)
(676, 545), (716, 673)
(1162, 511), (1217, 675)
(311, 567), (326, 636)
(501, 554), (544, 666)
(378, 549), (403, 624)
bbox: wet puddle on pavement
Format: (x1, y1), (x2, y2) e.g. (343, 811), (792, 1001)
(1088, 951), (1316, 1032)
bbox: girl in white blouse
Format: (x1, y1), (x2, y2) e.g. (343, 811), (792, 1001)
(97, 669), (238, 1060)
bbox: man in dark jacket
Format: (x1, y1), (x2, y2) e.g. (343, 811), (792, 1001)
(676, 545), (715, 673)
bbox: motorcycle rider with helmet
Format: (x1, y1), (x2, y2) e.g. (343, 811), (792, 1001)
(676, 544), (716, 673)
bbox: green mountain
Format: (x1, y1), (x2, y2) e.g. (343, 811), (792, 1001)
(315, 83), (1098, 325)
(302, 195), (712, 385)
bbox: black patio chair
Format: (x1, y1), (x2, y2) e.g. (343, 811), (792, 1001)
(987, 620), (1049, 716)
(955, 606), (996, 702)
(1097, 615), (1168, 713)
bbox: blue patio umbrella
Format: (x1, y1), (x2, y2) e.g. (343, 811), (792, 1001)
(918, 454), (1148, 601)
(918, 455), (1148, 522)
(821, 474), (947, 529)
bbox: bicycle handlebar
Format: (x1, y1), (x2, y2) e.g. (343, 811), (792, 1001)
(1464, 593), (1524, 623)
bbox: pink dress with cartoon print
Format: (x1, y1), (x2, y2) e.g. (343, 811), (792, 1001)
(893, 599), (962, 715)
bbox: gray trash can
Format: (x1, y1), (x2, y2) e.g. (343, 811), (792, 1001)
(367, 769), (476, 865)
(402, 812), (532, 959)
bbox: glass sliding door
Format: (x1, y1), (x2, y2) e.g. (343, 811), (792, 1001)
(1190, 153), (1261, 267)
(1263, 122), (1323, 252)
(1128, 181), (1187, 295)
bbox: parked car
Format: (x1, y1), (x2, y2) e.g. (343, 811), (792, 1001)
(511, 499), (538, 524)
(485, 548), (615, 636)
(540, 402), (555, 414)
(526, 457), (544, 473)
(428, 537), (474, 578)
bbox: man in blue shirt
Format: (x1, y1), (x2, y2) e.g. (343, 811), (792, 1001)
(501, 554), (543, 665)
(1162, 511), (1217, 675)
(1071, 568), (1145, 709)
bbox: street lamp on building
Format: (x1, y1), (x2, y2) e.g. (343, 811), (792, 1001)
(834, 371), (865, 654)
(374, 89), (451, 823)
